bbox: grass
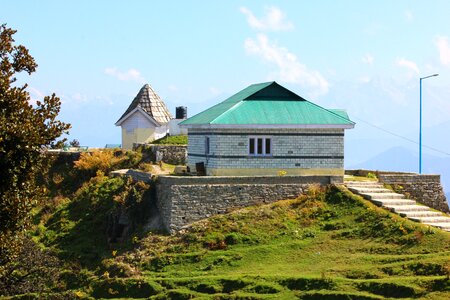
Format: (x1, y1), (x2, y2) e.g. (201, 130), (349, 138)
(344, 175), (378, 182)
(25, 163), (450, 299)
(152, 135), (187, 145)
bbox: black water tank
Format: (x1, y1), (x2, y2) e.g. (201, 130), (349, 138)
(175, 106), (187, 119)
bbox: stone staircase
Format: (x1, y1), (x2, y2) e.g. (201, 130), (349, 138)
(345, 181), (450, 232)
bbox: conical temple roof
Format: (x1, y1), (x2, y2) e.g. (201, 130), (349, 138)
(117, 84), (172, 125)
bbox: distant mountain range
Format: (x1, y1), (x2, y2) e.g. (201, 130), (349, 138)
(348, 146), (450, 201)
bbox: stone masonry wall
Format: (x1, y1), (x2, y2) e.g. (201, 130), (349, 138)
(155, 175), (341, 232)
(135, 144), (187, 165)
(187, 128), (344, 172)
(377, 173), (449, 213)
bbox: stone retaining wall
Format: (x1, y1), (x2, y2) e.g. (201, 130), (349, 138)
(134, 144), (187, 165)
(155, 175), (340, 232)
(377, 173), (449, 213)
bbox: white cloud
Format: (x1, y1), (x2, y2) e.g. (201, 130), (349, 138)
(435, 36), (450, 66)
(240, 6), (293, 31)
(358, 75), (371, 83)
(104, 67), (145, 83)
(362, 54), (374, 65)
(168, 84), (178, 92)
(209, 87), (220, 96)
(396, 57), (420, 74)
(245, 33), (329, 97)
(404, 10), (413, 22)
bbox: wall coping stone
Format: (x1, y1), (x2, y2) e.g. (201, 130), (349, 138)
(157, 175), (342, 185)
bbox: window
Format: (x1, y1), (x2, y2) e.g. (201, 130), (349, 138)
(249, 137), (271, 156)
(205, 137), (210, 154)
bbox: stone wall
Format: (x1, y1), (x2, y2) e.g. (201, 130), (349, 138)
(135, 144), (187, 165)
(377, 173), (449, 213)
(187, 128), (344, 175)
(155, 175), (341, 232)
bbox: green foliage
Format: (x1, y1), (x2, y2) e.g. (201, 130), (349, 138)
(152, 135), (187, 145)
(366, 172), (377, 179)
(34, 172), (151, 267)
(74, 149), (142, 176)
(24, 166), (450, 299)
(0, 24), (70, 273)
(0, 238), (62, 296)
(90, 277), (162, 299)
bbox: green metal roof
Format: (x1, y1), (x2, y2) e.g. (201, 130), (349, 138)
(180, 82), (354, 126)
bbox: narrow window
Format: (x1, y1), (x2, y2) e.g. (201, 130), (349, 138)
(257, 138), (263, 154)
(249, 138), (255, 154)
(249, 137), (272, 156)
(265, 138), (271, 155)
(205, 137), (210, 154)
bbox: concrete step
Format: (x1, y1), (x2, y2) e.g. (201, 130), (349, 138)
(344, 181), (383, 187)
(410, 216), (450, 223)
(384, 204), (430, 212)
(346, 183), (450, 233)
(398, 211), (443, 218)
(347, 187), (393, 194)
(362, 193), (405, 200)
(371, 199), (417, 206)
(422, 222), (450, 231)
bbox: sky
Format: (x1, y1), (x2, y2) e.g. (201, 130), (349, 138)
(2, 1), (450, 169)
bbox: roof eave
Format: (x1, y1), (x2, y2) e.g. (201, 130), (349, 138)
(180, 123), (355, 129)
(115, 107), (161, 127)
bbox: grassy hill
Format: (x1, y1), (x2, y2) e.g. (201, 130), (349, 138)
(4, 150), (450, 299)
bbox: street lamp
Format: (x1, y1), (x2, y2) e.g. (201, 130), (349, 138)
(419, 73), (439, 174)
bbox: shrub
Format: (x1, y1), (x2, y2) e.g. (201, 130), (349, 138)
(101, 258), (138, 278)
(224, 232), (242, 245)
(74, 149), (142, 175)
(367, 172), (377, 179)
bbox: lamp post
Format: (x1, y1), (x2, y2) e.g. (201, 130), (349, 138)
(419, 73), (439, 174)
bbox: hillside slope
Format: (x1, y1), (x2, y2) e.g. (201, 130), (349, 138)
(25, 179), (450, 299)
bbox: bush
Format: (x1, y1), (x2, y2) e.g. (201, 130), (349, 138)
(224, 232), (242, 245)
(74, 150), (142, 175)
(101, 258), (138, 278)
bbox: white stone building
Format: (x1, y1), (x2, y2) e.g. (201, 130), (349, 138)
(179, 82), (355, 176)
(115, 84), (186, 149)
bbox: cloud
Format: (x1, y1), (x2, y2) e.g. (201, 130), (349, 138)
(104, 67), (145, 83)
(245, 33), (329, 97)
(396, 57), (420, 74)
(435, 36), (450, 66)
(240, 6), (293, 31)
(209, 87), (220, 96)
(362, 54), (374, 65)
(404, 10), (413, 22)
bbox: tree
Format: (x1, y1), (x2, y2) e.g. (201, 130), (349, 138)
(70, 139), (80, 147)
(0, 24), (70, 271)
